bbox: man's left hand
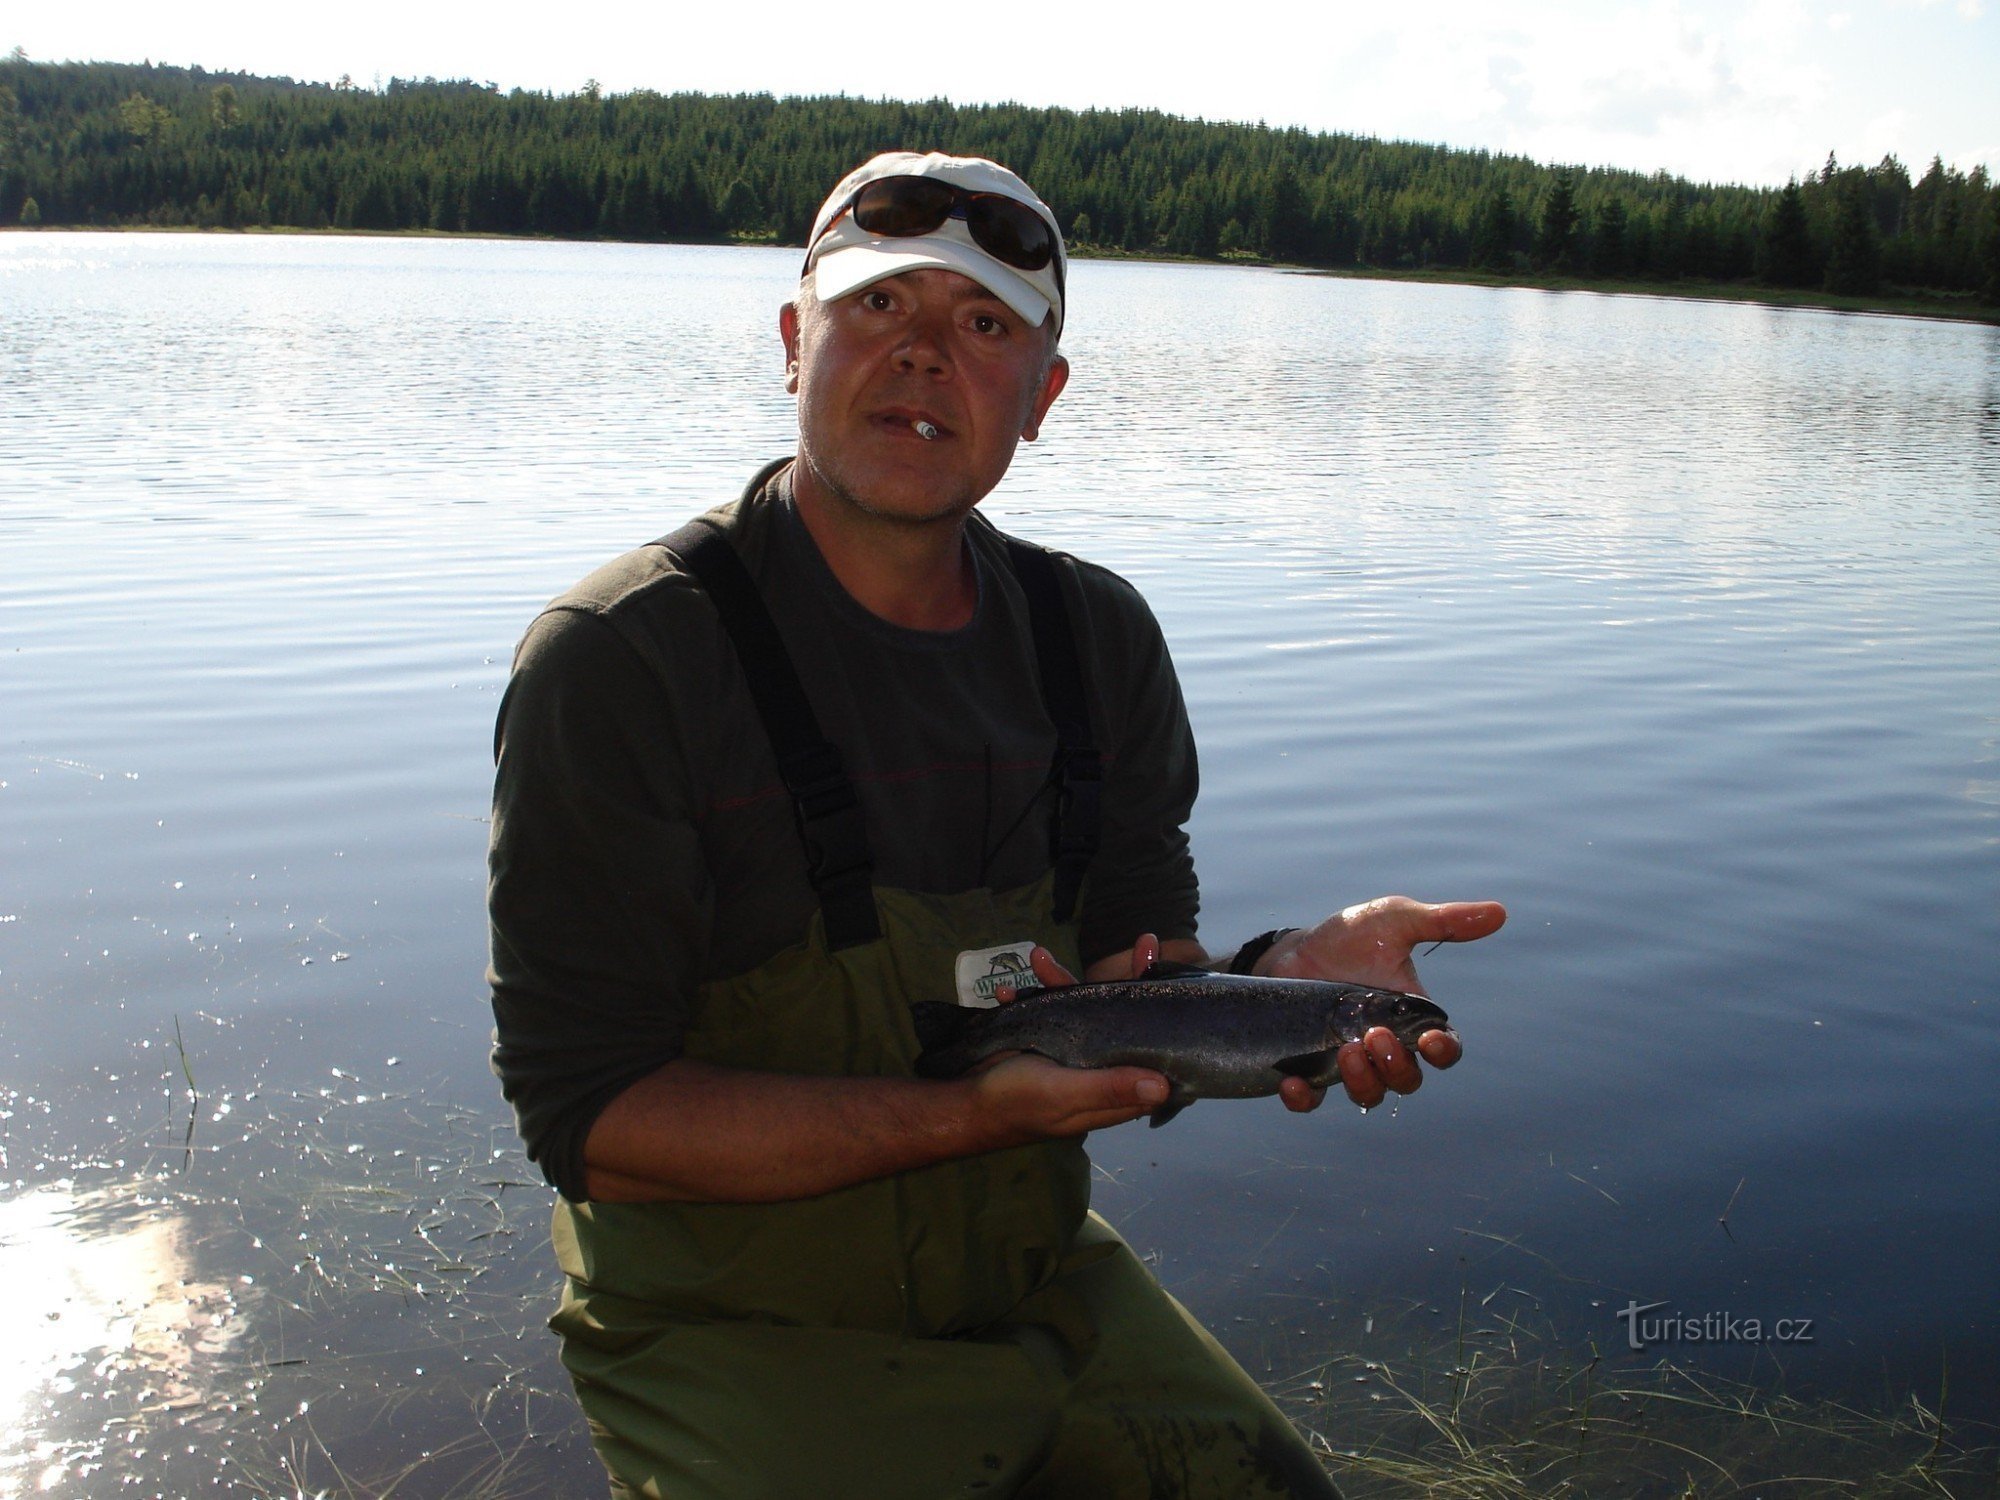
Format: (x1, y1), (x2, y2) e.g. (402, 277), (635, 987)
(1260, 897), (1505, 1111)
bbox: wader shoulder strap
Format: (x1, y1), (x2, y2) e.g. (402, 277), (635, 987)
(1000, 537), (1102, 925)
(656, 490), (880, 951)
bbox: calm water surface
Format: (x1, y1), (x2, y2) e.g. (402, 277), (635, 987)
(3, 233), (1997, 1494)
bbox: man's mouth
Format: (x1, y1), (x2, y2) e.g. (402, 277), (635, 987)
(877, 410), (951, 441)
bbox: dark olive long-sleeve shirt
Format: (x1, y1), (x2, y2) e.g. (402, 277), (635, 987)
(487, 467), (1200, 1198)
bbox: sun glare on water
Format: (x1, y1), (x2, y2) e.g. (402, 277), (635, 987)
(0, 1185), (245, 1496)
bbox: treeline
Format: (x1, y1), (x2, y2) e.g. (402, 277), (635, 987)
(3, 56), (1997, 302)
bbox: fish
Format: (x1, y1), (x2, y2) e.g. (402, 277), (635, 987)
(910, 959), (1454, 1127)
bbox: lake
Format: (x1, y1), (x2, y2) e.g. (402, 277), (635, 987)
(2, 232), (1997, 1496)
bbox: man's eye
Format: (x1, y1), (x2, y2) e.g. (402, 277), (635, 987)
(972, 313), (1007, 335)
(863, 290), (894, 311)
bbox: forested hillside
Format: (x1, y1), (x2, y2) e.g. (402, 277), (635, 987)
(3, 56), (1996, 302)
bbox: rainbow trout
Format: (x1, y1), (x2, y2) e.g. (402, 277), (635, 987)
(911, 959), (1454, 1127)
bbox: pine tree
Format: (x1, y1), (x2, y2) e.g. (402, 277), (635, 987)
(1534, 170), (1580, 271)
(1822, 171), (1881, 295)
(1981, 186), (2000, 305)
(718, 175), (763, 235)
(1252, 160), (1310, 263)
(0, 83), (19, 167)
(1588, 197), (1628, 277)
(1761, 180), (1814, 287)
(1470, 187), (1516, 271)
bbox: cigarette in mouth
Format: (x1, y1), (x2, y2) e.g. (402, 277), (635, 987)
(914, 421), (940, 441)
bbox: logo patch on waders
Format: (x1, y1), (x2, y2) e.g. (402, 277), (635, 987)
(954, 943), (1039, 1008)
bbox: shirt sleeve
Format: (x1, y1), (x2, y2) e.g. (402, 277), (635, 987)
(486, 605), (710, 1200)
(1066, 566), (1202, 968)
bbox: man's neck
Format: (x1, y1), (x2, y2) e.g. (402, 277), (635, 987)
(790, 467), (979, 633)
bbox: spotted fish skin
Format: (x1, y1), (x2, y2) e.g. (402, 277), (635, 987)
(910, 959), (1454, 1126)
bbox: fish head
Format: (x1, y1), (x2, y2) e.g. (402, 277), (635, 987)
(1370, 989), (1454, 1049)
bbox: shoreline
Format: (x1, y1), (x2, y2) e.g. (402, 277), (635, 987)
(7, 222), (1996, 328)
(1288, 261), (2000, 327)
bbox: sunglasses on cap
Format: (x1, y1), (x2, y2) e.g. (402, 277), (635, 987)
(806, 176), (1064, 296)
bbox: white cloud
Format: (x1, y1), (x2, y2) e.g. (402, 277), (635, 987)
(1283, 1), (1839, 181)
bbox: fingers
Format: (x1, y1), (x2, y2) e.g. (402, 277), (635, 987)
(1290, 896), (1506, 994)
(1278, 1074), (1325, 1113)
(1429, 900), (1508, 943)
(977, 1053), (1167, 1137)
(1028, 945), (1075, 987)
(1051, 1065), (1168, 1134)
(1334, 896), (1507, 955)
(1336, 1027), (1428, 1109)
(1417, 1028), (1462, 1069)
(997, 945), (1074, 1003)
(1008, 933), (1160, 1002)
(1113, 1067), (1168, 1112)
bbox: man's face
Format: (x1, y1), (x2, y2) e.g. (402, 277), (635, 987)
(780, 268), (1068, 528)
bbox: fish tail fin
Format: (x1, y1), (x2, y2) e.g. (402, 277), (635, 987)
(910, 1002), (974, 1074)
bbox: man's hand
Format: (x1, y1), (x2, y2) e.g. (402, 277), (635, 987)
(969, 1052), (1168, 1142)
(1003, 896), (1502, 1120)
(1260, 897), (1505, 1110)
(981, 947), (1168, 1138)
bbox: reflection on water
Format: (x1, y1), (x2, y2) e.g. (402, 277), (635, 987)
(3, 234), (1998, 1489)
(0, 1089), (588, 1497)
(0, 1184), (245, 1496)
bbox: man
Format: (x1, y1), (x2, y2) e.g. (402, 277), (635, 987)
(488, 150), (1504, 1498)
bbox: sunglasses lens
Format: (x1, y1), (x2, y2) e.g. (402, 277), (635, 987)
(851, 177), (957, 238)
(845, 178), (1056, 275)
(964, 197), (1054, 272)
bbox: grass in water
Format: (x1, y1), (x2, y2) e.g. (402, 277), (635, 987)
(1266, 1318), (1995, 1498)
(171, 1013), (200, 1167)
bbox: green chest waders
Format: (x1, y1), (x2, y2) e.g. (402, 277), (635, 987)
(547, 477), (1342, 1500)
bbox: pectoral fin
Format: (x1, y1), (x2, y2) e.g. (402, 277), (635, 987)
(1272, 1048), (1342, 1087)
(1148, 1083), (1197, 1128)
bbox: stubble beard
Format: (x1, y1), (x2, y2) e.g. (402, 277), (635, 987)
(794, 442), (988, 534)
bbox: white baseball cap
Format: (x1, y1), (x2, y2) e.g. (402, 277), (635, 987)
(803, 151), (1067, 335)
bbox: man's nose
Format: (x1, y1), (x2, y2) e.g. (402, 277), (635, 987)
(891, 318), (952, 375)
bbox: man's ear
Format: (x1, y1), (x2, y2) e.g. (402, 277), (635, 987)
(779, 303), (801, 393)
(1022, 353), (1069, 442)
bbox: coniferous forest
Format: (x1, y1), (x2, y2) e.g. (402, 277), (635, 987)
(3, 55), (1997, 308)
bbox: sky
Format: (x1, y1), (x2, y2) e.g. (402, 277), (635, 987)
(8, 0), (1996, 189)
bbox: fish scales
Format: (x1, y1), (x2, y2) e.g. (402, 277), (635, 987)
(910, 961), (1453, 1126)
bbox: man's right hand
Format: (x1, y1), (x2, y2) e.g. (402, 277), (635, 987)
(970, 1052), (1168, 1143)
